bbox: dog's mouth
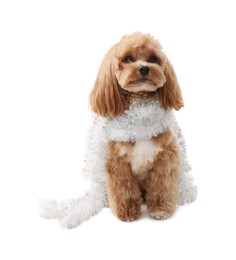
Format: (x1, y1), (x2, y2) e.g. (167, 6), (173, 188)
(129, 77), (156, 86)
(123, 77), (159, 93)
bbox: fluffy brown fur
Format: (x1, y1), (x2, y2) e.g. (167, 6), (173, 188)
(90, 32), (183, 221)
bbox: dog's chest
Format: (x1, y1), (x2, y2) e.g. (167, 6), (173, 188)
(118, 140), (162, 177)
(131, 140), (162, 176)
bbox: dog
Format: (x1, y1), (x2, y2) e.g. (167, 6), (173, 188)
(90, 31), (184, 221)
(39, 32), (197, 228)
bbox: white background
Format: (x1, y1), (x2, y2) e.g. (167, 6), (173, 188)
(1, 0), (236, 259)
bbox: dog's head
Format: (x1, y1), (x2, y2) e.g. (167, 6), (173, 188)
(90, 32), (184, 117)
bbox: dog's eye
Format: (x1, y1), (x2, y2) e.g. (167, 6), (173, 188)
(123, 56), (134, 63)
(148, 56), (158, 63)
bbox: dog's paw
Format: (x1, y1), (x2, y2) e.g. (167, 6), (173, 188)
(147, 198), (176, 220)
(116, 198), (141, 221)
(148, 203), (175, 220)
(150, 210), (171, 220)
(117, 208), (140, 221)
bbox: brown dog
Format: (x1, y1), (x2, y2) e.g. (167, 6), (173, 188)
(90, 32), (183, 221)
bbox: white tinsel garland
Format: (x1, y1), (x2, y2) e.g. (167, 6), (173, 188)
(39, 100), (197, 228)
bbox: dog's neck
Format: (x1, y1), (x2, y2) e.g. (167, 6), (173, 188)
(105, 98), (174, 142)
(119, 87), (159, 110)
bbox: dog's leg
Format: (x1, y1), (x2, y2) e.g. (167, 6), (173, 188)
(106, 142), (142, 221)
(146, 132), (180, 220)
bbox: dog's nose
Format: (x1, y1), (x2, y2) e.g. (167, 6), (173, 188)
(139, 66), (149, 76)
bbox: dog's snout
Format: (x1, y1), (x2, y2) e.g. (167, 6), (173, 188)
(139, 66), (149, 76)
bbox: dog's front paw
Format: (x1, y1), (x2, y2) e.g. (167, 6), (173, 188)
(148, 202), (176, 220)
(149, 209), (171, 220)
(116, 198), (141, 221)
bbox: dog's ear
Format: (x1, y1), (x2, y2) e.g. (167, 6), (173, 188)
(90, 46), (123, 117)
(158, 58), (184, 110)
